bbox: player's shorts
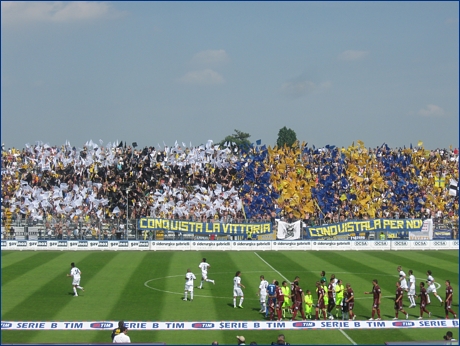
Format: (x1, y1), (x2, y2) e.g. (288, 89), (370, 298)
(72, 278), (81, 286)
(328, 300), (335, 309)
(445, 301), (452, 309)
(427, 285), (436, 294)
(282, 299), (291, 308)
(185, 284), (194, 292)
(420, 301), (427, 309)
(373, 299), (380, 309)
(260, 294), (267, 303)
(233, 288), (244, 297)
(409, 288), (416, 296)
(335, 297), (343, 307)
(394, 301), (403, 311)
(400, 282), (408, 290)
(348, 302), (354, 311)
(201, 272), (208, 280)
(317, 300), (325, 310)
(293, 301), (303, 311)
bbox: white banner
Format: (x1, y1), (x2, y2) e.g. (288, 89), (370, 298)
(272, 241), (312, 251)
(410, 241), (432, 250)
(431, 240), (450, 250)
(312, 240), (352, 251)
(1, 240), (458, 251)
(277, 220), (302, 240)
(230, 241), (272, 251)
(1, 319), (457, 330)
(390, 240), (411, 250)
(153, 241), (191, 251)
(409, 219), (433, 240)
(189, 241), (231, 251)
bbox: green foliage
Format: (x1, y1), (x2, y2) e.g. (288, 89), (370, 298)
(276, 126), (297, 147)
(218, 129), (251, 151)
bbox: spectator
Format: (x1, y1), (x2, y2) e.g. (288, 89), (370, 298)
(271, 334), (290, 345)
(236, 335), (246, 345)
(113, 326), (130, 343)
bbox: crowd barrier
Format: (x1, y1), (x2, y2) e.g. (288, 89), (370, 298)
(1, 239), (458, 251)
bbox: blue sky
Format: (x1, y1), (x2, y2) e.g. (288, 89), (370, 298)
(1, 1), (458, 150)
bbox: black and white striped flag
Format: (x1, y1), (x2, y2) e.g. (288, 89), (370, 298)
(449, 179), (458, 196)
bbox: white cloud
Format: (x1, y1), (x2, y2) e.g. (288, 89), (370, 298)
(418, 104), (446, 117)
(1, 1), (122, 25)
(178, 69), (225, 85)
(338, 50), (370, 61)
(281, 80), (331, 98)
(191, 49), (230, 66)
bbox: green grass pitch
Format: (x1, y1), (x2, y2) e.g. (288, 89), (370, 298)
(1, 250), (458, 345)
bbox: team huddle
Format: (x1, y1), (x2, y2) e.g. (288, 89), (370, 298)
(251, 266), (457, 321)
(181, 262), (457, 321)
(257, 273), (355, 321)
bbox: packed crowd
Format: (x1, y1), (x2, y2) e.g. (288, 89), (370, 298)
(1, 140), (458, 230)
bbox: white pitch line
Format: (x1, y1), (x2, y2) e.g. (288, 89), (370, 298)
(339, 328), (357, 345)
(254, 252), (291, 283)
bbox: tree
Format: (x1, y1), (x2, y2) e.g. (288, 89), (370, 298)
(276, 126), (297, 147)
(218, 129), (251, 151)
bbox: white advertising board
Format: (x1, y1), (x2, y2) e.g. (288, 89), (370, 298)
(1, 240), (458, 251)
(190, 241), (231, 251)
(311, 240), (352, 251)
(231, 241), (272, 251)
(272, 241), (312, 251)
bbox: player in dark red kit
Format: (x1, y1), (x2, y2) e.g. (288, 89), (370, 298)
(290, 276), (300, 314)
(418, 282), (431, 319)
(291, 281), (306, 321)
(345, 283), (355, 321)
(315, 281), (327, 320)
(393, 281), (409, 320)
(327, 278), (336, 320)
(444, 280), (457, 319)
(275, 281), (285, 321)
(364, 279), (381, 320)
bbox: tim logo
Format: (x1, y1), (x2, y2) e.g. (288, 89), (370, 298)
(192, 323), (214, 329)
(392, 321), (414, 327)
(1, 322), (12, 328)
(293, 322), (315, 328)
(90, 322), (113, 329)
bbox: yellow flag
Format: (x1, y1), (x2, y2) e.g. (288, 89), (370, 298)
(418, 141), (423, 147)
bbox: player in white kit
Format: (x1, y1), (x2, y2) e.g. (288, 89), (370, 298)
(408, 269), (416, 308)
(426, 270), (443, 305)
(233, 271), (245, 308)
(184, 268), (196, 301)
(258, 275), (269, 313)
(198, 258), (215, 289)
(67, 262), (84, 297)
(397, 266), (408, 292)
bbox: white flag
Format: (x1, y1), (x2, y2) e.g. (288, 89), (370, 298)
(277, 220), (302, 240)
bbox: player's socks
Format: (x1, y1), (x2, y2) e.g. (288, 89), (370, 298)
(190, 292), (193, 300)
(239, 297), (244, 307)
(73, 287), (77, 296)
(233, 298), (236, 308)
